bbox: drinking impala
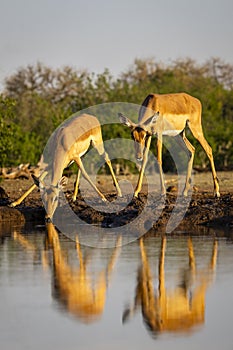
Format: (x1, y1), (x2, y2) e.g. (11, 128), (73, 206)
(10, 113), (122, 220)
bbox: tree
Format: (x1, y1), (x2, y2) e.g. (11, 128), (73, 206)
(0, 96), (17, 167)
(2, 58), (233, 170)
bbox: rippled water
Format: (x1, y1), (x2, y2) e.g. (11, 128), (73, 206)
(0, 224), (233, 350)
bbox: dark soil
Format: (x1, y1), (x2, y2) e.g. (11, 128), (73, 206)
(1, 172), (233, 236)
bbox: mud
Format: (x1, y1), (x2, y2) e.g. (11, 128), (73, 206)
(0, 172), (233, 236)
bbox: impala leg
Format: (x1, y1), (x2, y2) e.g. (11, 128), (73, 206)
(157, 137), (166, 195)
(10, 171), (47, 207)
(10, 183), (37, 207)
(134, 136), (152, 197)
(189, 124), (220, 197)
(104, 153), (122, 197)
(176, 133), (195, 196)
(94, 141), (122, 197)
(72, 168), (81, 202)
(196, 135), (220, 197)
(74, 157), (107, 202)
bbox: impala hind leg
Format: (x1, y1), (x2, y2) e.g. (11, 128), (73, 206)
(94, 143), (122, 197)
(74, 157), (107, 202)
(103, 153), (122, 197)
(189, 126), (220, 197)
(199, 136), (220, 197)
(72, 168), (81, 202)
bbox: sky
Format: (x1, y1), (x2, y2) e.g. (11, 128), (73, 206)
(0, 0), (233, 88)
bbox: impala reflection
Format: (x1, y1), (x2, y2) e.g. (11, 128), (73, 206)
(46, 223), (121, 323)
(123, 236), (218, 337)
(13, 224), (121, 323)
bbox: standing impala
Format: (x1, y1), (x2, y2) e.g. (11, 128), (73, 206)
(119, 92), (220, 197)
(10, 113), (122, 220)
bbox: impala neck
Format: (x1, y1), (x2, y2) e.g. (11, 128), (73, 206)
(50, 150), (67, 187)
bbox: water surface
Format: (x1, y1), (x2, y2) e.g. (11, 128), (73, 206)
(0, 224), (233, 350)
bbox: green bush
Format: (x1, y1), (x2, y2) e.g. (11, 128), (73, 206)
(1, 58), (233, 171)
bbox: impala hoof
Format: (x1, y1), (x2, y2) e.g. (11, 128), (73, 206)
(45, 217), (52, 223)
(117, 190), (122, 198)
(9, 202), (16, 208)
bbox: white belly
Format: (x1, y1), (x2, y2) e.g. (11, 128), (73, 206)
(162, 129), (183, 136)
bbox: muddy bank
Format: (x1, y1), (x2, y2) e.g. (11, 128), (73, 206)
(0, 172), (233, 236)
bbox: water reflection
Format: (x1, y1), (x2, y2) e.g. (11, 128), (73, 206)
(47, 223), (121, 323)
(13, 223), (122, 324)
(123, 236), (218, 337)
(3, 225), (233, 350)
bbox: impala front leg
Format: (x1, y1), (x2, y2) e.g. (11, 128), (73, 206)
(157, 137), (166, 196)
(10, 171), (48, 207)
(134, 136), (152, 197)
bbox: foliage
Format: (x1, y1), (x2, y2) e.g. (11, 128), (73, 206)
(1, 58), (233, 171)
(0, 96), (17, 167)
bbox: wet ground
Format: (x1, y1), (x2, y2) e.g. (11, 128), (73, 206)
(1, 172), (233, 350)
(0, 171), (233, 235)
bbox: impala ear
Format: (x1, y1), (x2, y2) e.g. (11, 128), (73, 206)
(152, 111), (159, 122)
(58, 176), (68, 189)
(118, 113), (136, 129)
(143, 112), (159, 134)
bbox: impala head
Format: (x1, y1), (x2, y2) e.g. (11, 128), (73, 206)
(33, 175), (68, 221)
(118, 112), (159, 162)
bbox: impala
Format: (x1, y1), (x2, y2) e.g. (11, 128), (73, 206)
(10, 113), (122, 220)
(119, 92), (220, 197)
